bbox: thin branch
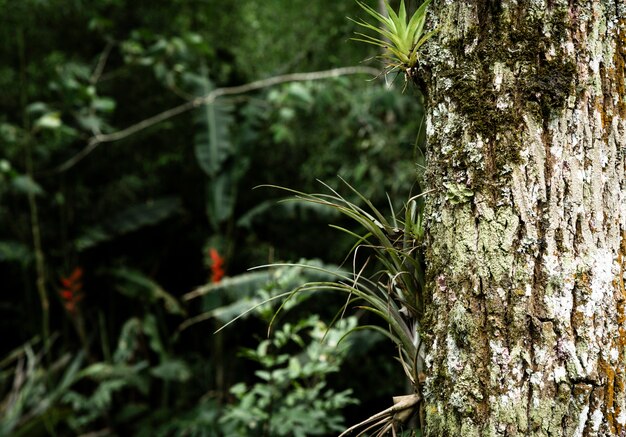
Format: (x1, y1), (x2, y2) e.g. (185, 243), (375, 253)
(26, 138), (50, 349)
(48, 66), (381, 174)
(90, 41), (114, 84)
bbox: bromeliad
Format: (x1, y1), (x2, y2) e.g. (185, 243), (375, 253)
(351, 0), (436, 81)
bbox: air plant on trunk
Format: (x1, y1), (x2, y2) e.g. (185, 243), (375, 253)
(261, 179), (429, 436)
(351, 0), (435, 83)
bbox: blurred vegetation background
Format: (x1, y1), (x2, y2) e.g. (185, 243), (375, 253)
(0, 0), (425, 435)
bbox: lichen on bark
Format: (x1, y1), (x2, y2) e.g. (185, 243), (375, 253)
(419, 1), (626, 435)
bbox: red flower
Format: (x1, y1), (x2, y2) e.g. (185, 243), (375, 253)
(59, 267), (84, 314)
(209, 248), (225, 283)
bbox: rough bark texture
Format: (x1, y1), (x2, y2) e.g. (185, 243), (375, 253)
(420, 1), (626, 435)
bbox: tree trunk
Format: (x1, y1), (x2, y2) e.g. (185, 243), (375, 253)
(419, 1), (626, 435)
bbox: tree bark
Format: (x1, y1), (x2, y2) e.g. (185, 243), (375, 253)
(420, 1), (626, 435)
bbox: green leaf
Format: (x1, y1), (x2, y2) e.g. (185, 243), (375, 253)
(182, 261), (344, 333)
(142, 315), (165, 358)
(194, 84), (234, 178)
(209, 298), (265, 324)
(206, 172), (237, 230)
(25, 102), (49, 115)
(191, 270), (271, 306)
(113, 318), (143, 364)
(34, 112), (62, 130)
(76, 197), (182, 250)
(0, 240), (32, 264)
(11, 175), (44, 196)
(236, 198), (339, 229)
(76, 113), (104, 131)
(150, 359), (191, 382)
(92, 97), (116, 113)
(110, 267), (185, 315)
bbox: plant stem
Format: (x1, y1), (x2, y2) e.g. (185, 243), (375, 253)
(214, 322), (225, 404)
(98, 311), (111, 362)
(26, 144), (50, 350)
(18, 27), (50, 350)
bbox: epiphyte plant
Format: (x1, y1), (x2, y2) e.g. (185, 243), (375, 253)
(262, 179), (428, 436)
(351, 0), (435, 81)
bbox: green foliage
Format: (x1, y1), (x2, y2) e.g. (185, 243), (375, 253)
(63, 361), (151, 430)
(2, 262), (363, 437)
(59, 314), (192, 432)
(183, 259), (345, 331)
(0, 339), (85, 436)
(232, 1), (366, 78)
(0, 240), (32, 265)
(137, 401), (222, 437)
(194, 90), (234, 179)
(281, 180), (425, 370)
(1, 1), (426, 435)
(110, 267), (185, 315)
(243, 77), (423, 216)
(220, 316), (358, 436)
(10, 175), (44, 197)
(76, 197), (183, 251)
(268, 179), (427, 435)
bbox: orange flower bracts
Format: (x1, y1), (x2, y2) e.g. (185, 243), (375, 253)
(59, 267), (84, 314)
(209, 248), (225, 283)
